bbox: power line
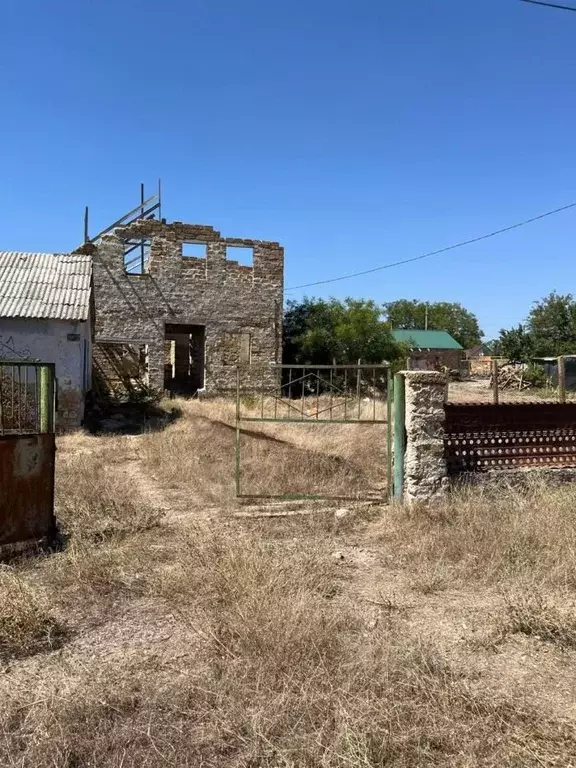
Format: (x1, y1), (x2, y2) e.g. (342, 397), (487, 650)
(285, 200), (576, 292)
(520, 0), (576, 12)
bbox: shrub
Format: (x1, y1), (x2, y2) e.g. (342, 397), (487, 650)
(522, 362), (549, 389)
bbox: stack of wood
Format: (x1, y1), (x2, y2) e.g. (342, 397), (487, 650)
(489, 363), (531, 391)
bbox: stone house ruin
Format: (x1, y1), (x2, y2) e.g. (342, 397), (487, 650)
(81, 219), (284, 397)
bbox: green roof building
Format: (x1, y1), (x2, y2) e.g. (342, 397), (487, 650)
(392, 329), (464, 372)
(392, 329), (463, 350)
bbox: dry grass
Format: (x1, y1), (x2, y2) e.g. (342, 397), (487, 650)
(2, 400), (576, 765)
(502, 591), (576, 648)
(4, 524), (576, 767)
(138, 397), (387, 502)
(56, 447), (163, 541)
(0, 569), (65, 660)
(375, 480), (576, 590)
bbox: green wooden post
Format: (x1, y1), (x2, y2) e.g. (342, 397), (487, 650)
(558, 356), (566, 404)
(39, 365), (52, 433)
(386, 367), (393, 499)
(393, 372), (405, 501)
(235, 366), (241, 496)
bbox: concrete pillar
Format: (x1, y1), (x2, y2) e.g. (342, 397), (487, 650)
(403, 371), (448, 502)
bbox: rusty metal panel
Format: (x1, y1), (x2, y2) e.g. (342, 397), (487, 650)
(0, 434), (56, 547)
(444, 403), (576, 473)
(445, 402), (576, 432)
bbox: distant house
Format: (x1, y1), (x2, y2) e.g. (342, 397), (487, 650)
(0, 251), (93, 429)
(392, 329), (464, 371)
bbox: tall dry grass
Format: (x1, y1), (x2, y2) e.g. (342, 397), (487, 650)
(39, 434), (166, 606)
(0, 569), (65, 660)
(3, 519), (576, 767)
(376, 479), (576, 590)
(56, 450), (163, 541)
(2, 402), (576, 765)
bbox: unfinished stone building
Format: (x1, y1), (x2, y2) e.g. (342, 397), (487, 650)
(85, 219), (284, 396)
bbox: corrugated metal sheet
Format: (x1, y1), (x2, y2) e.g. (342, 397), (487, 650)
(392, 329), (463, 350)
(0, 251), (91, 321)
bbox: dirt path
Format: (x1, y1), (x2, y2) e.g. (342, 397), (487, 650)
(120, 436), (224, 525)
(123, 458), (171, 514)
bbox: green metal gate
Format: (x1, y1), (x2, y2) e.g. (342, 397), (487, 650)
(235, 364), (392, 501)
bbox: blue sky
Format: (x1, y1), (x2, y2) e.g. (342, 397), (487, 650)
(1, 0), (576, 339)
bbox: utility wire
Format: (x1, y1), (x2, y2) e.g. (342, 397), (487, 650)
(520, 0), (576, 12)
(285, 200), (576, 292)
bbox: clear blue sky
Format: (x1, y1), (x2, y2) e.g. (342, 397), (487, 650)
(1, 0), (575, 339)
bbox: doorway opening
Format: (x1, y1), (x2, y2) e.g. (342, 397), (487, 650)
(164, 324), (205, 396)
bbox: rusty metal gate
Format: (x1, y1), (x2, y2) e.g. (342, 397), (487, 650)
(444, 402), (576, 473)
(0, 362), (56, 550)
(235, 364), (392, 501)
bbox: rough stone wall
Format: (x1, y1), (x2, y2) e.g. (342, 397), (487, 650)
(403, 371), (448, 502)
(87, 220), (284, 393)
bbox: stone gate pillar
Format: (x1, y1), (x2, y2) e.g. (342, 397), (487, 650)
(403, 371), (448, 502)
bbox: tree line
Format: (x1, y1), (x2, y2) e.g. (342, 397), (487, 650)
(283, 297), (482, 366)
(283, 293), (576, 366)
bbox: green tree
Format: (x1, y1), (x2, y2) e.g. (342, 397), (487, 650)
(497, 324), (533, 362)
(528, 292), (576, 357)
(496, 293), (576, 360)
(383, 299), (483, 349)
(283, 297), (405, 365)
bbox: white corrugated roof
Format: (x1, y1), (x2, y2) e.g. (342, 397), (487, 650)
(0, 251), (92, 321)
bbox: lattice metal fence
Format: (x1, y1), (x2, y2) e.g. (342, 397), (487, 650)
(0, 361), (56, 550)
(237, 365), (392, 424)
(444, 402), (576, 473)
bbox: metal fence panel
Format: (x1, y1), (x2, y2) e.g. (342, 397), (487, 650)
(0, 361), (56, 551)
(235, 364), (393, 501)
(0, 362), (55, 434)
(444, 402), (576, 473)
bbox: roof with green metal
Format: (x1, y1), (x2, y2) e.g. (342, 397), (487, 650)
(392, 329), (463, 350)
